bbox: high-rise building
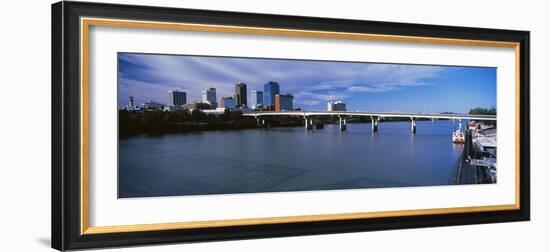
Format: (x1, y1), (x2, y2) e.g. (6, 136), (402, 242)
(126, 96), (138, 111)
(234, 82), (247, 107)
(263, 81), (280, 110)
(168, 90), (186, 106)
(275, 93), (293, 112)
(202, 87), (217, 108)
(220, 96), (236, 109)
(251, 90), (263, 109)
(327, 101), (346, 111)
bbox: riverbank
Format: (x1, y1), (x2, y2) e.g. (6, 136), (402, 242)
(119, 109), (477, 138)
(119, 110), (305, 137)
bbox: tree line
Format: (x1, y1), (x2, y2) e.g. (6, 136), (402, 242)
(119, 109), (303, 137)
(119, 109), (256, 137)
(469, 107), (496, 115)
(469, 107), (496, 126)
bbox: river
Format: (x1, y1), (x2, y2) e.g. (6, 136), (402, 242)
(119, 120), (464, 198)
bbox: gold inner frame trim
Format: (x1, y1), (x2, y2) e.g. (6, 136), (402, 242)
(85, 204), (517, 234)
(80, 17), (521, 235)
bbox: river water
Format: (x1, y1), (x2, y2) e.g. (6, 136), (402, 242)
(119, 120), (464, 198)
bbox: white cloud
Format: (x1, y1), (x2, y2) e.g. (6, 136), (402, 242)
(299, 100), (322, 106)
(347, 85), (396, 93)
(292, 91), (350, 108)
(119, 53), (452, 108)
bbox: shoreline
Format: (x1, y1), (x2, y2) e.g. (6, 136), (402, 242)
(119, 120), (455, 138)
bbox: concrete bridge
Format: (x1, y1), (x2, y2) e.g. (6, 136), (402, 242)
(242, 110), (497, 133)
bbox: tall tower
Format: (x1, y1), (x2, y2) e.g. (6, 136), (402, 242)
(234, 82), (247, 107)
(168, 90), (186, 106)
(263, 81), (280, 110)
(251, 90), (263, 109)
(202, 87), (217, 108)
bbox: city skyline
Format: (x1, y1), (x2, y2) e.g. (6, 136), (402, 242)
(118, 53), (497, 113)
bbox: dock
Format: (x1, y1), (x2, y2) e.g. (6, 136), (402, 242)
(451, 128), (497, 184)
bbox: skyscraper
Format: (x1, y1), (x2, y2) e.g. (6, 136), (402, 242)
(168, 90), (186, 106)
(234, 82), (247, 107)
(275, 93), (293, 112)
(202, 87), (217, 108)
(263, 81), (280, 110)
(251, 90), (263, 109)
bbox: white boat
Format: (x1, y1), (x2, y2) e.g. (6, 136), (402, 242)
(452, 123), (465, 144)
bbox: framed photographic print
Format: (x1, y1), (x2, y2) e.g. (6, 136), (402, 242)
(52, 1), (530, 250)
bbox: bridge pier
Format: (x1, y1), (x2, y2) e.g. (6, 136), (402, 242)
(411, 117), (416, 134)
(256, 117), (266, 127)
(371, 116), (379, 132)
(339, 116), (347, 131)
(304, 116), (313, 130)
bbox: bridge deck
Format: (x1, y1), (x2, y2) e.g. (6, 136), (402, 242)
(242, 110), (497, 121)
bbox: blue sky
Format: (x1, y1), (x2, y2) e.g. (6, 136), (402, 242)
(118, 53), (496, 113)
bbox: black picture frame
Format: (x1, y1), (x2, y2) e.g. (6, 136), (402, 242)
(52, 1), (530, 251)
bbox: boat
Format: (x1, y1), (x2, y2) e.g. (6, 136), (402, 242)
(468, 122), (478, 131)
(452, 123), (465, 144)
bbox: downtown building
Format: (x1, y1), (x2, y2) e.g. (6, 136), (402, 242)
(183, 102), (211, 111)
(141, 100), (164, 110)
(234, 82), (247, 108)
(263, 81), (280, 111)
(202, 87), (217, 108)
(251, 90), (263, 109)
(220, 96), (236, 109)
(275, 93), (294, 112)
(327, 101), (347, 111)
(125, 96), (138, 111)
(168, 90), (186, 106)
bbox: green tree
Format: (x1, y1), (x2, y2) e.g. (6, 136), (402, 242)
(221, 109), (231, 122)
(191, 109), (205, 121)
(469, 107), (496, 115)
(230, 111), (243, 123)
(142, 110), (164, 124)
(172, 109), (190, 122)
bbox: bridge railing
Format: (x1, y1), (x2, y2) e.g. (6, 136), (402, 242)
(242, 110), (496, 121)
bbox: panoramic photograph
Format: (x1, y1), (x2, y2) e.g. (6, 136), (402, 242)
(117, 52), (498, 198)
